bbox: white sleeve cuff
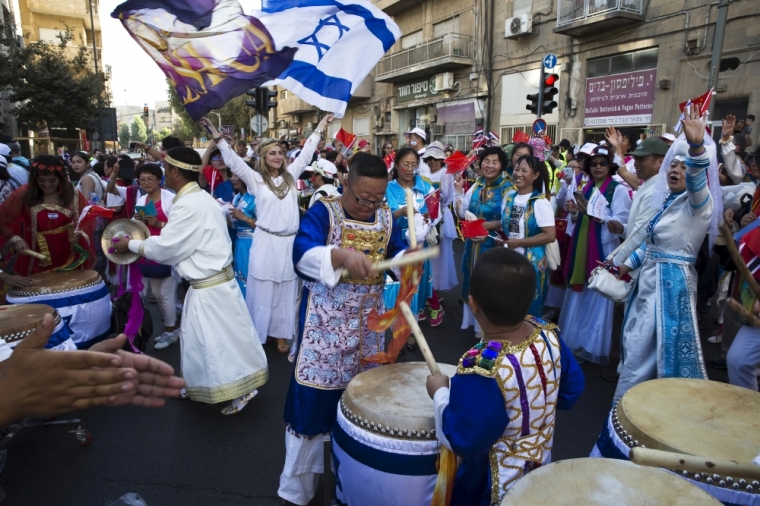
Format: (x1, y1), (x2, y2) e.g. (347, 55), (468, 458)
(128, 240), (143, 254)
(433, 387), (453, 452)
(295, 245), (341, 288)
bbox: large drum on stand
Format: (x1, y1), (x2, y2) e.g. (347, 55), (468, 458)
(6, 270), (111, 349)
(594, 378), (760, 505)
(500, 458), (721, 505)
(332, 362), (456, 506)
(0, 304), (76, 361)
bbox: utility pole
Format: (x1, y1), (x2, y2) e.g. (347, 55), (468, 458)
(88, 0), (105, 152)
(707, 0), (729, 121)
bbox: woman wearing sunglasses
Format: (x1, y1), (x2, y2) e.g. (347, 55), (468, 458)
(199, 146), (235, 203)
(561, 145), (631, 364)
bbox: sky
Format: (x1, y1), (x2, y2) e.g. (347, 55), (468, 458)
(101, 0), (261, 109)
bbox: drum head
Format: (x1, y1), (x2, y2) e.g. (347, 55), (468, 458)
(0, 304), (57, 342)
(8, 270), (102, 296)
(501, 458), (721, 505)
(618, 378), (760, 463)
(102, 218), (151, 265)
(342, 362), (456, 438)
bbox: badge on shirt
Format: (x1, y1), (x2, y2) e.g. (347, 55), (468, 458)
(47, 212), (59, 220)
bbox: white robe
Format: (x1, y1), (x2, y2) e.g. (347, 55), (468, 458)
(219, 135), (318, 341)
(426, 169), (458, 292)
(128, 184), (268, 403)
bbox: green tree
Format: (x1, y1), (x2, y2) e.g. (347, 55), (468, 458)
(118, 123), (131, 147)
(130, 117), (147, 143)
(155, 127), (172, 142)
(0, 24), (109, 131)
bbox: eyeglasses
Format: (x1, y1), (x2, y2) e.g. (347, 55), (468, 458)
(399, 163), (418, 170)
(138, 177), (158, 184)
(589, 160), (610, 168)
(347, 183), (387, 208)
(211, 156), (222, 161)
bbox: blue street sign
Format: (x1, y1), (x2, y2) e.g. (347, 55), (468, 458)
(543, 54), (557, 69)
(533, 118), (547, 134)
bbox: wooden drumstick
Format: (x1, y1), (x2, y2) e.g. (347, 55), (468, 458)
(22, 250), (50, 262)
(405, 188), (417, 249)
(631, 447), (760, 480)
(399, 301), (442, 376)
(340, 247), (439, 278)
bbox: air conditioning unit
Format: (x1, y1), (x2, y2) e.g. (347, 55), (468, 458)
(505, 14), (532, 39)
(433, 72), (455, 92)
(430, 123), (445, 135)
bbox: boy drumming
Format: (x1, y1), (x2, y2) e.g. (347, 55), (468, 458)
(426, 248), (585, 505)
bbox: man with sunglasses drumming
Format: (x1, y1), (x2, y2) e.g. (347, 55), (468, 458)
(278, 153), (408, 505)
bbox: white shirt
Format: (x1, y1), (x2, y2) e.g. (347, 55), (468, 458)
(503, 193), (554, 255)
(308, 183), (340, 208)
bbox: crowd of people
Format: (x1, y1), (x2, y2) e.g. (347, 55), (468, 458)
(0, 103), (758, 505)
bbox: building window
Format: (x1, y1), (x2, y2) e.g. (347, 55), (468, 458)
(587, 47), (658, 77)
(433, 16), (461, 38)
(39, 28), (75, 45)
(353, 117), (370, 136)
(280, 90), (288, 99)
(401, 30), (422, 50)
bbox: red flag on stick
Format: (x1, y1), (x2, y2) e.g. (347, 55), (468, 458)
(679, 89), (713, 115)
(335, 128), (358, 150)
(460, 219), (488, 239)
(445, 151), (477, 175)
(425, 189), (440, 221)
(512, 131), (530, 144)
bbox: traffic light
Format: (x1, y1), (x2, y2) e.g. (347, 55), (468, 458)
(143, 105), (149, 119)
(246, 88), (262, 112)
(541, 73), (559, 115)
(263, 88), (277, 114)
(526, 92), (540, 115)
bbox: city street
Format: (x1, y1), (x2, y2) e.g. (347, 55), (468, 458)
(0, 242), (728, 506)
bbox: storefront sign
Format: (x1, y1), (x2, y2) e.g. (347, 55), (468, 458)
(396, 77), (437, 103)
(583, 68), (657, 127)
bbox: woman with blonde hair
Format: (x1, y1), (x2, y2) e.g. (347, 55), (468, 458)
(200, 114), (334, 354)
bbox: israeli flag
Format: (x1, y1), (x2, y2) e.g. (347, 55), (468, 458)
(256, 0), (401, 118)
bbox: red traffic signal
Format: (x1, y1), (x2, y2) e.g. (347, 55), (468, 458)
(544, 73), (559, 86)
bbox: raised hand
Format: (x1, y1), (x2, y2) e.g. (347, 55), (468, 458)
(199, 117), (220, 138)
(605, 126), (623, 155)
(722, 115), (736, 142)
(681, 103), (708, 150)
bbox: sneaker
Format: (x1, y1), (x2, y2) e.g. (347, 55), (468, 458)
(707, 334), (722, 344)
(154, 330), (179, 350)
(429, 307), (444, 327)
(418, 311), (427, 322)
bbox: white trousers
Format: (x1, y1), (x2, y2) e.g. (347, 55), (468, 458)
(727, 325), (760, 391)
(247, 277), (297, 342)
(146, 276), (178, 328)
(278, 429), (325, 505)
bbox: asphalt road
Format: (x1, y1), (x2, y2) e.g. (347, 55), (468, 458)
(0, 241), (729, 506)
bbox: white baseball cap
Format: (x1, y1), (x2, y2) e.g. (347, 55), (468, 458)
(579, 142), (598, 155)
(403, 127), (427, 141)
(660, 133), (677, 143)
(305, 159), (338, 178)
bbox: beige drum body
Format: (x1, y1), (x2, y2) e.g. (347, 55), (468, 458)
(333, 362), (456, 506)
(595, 378), (760, 505)
(501, 458), (721, 505)
(6, 270), (112, 348)
(0, 304), (76, 361)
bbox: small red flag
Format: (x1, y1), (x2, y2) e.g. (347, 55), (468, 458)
(461, 219), (488, 239)
(512, 131), (530, 144)
(445, 151), (476, 175)
(679, 89), (713, 115)
(425, 189), (440, 221)
(335, 128), (358, 150)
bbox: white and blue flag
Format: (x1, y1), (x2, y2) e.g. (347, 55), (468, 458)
(257, 0), (401, 118)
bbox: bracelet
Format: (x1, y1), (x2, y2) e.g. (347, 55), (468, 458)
(690, 147), (706, 156)
(686, 140), (704, 148)
(213, 135), (224, 143)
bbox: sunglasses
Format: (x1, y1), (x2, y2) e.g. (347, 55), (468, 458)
(589, 160), (610, 168)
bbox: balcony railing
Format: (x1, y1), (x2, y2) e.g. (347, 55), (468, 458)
(376, 33), (474, 83)
(555, 0), (644, 35)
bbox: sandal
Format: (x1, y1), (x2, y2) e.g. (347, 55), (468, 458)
(221, 390), (258, 416)
(277, 338), (290, 354)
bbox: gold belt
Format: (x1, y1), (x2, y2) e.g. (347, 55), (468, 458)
(190, 265), (234, 290)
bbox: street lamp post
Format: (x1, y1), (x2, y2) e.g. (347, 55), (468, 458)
(88, 0), (105, 152)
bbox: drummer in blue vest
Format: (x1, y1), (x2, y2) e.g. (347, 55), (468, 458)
(426, 248), (585, 505)
(279, 153), (409, 505)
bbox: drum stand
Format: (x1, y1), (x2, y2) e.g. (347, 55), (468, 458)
(323, 435), (336, 506)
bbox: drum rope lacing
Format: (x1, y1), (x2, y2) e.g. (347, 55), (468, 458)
(8, 280), (102, 297)
(340, 398), (436, 440)
(611, 400), (759, 494)
(0, 311), (62, 344)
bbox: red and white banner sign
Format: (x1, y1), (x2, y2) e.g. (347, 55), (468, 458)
(583, 68), (657, 127)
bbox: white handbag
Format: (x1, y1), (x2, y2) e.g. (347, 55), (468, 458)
(546, 240), (561, 271)
(587, 220), (647, 303)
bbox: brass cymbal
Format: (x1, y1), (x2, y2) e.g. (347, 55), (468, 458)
(101, 219), (151, 265)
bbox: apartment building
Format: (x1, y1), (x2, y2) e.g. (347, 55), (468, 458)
(270, 0), (759, 153)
